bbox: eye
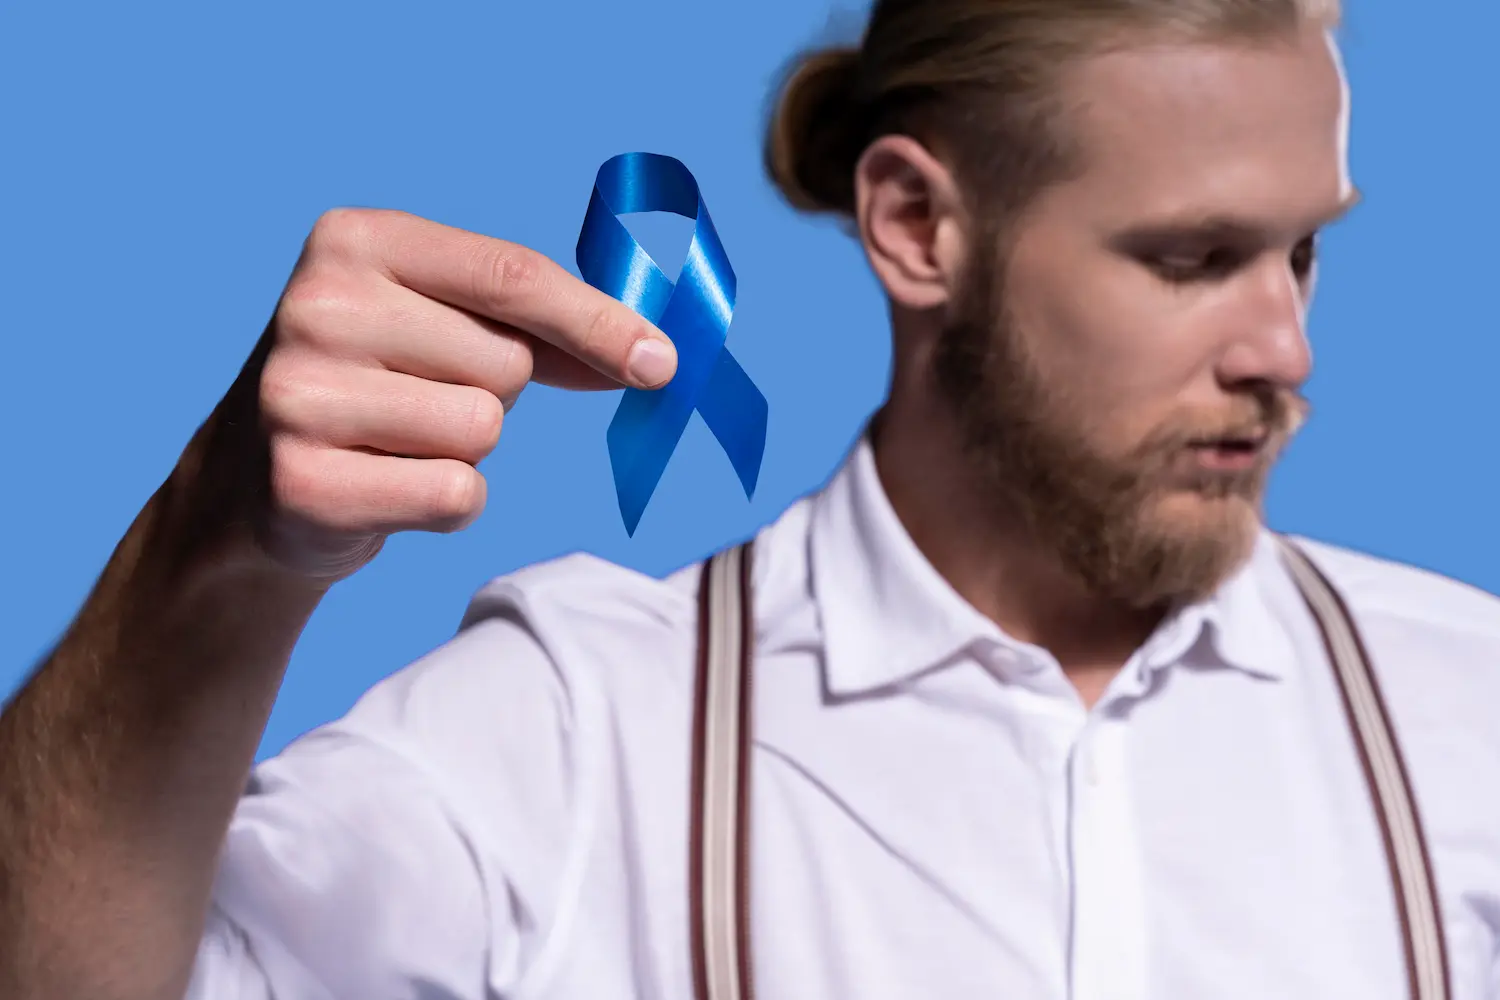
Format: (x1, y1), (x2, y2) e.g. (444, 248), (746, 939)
(1148, 246), (1246, 285)
(1289, 233), (1318, 282)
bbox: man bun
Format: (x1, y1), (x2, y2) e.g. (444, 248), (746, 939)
(762, 0), (1340, 226)
(763, 47), (867, 217)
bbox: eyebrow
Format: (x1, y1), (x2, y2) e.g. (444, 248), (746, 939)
(1110, 186), (1364, 249)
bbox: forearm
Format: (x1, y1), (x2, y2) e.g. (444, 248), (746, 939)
(0, 437), (328, 1000)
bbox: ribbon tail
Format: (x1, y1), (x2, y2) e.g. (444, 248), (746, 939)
(696, 347), (767, 499)
(607, 386), (696, 536)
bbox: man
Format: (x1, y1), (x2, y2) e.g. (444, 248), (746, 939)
(2, 0), (1497, 997)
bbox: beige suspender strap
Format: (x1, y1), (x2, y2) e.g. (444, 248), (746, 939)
(690, 538), (1449, 1000)
(690, 542), (756, 1000)
(1278, 537), (1451, 1000)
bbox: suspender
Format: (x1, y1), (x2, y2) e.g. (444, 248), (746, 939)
(688, 537), (1451, 1000)
(689, 541), (757, 1000)
(1278, 541), (1452, 998)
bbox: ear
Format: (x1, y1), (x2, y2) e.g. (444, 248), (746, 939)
(853, 134), (970, 311)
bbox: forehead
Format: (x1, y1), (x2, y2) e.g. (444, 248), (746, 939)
(1054, 25), (1352, 229)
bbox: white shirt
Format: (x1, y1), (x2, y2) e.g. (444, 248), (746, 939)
(189, 438), (1500, 1000)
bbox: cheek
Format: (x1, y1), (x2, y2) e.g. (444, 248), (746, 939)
(1008, 255), (1208, 443)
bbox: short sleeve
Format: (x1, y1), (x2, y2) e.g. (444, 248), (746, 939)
(186, 604), (585, 1000)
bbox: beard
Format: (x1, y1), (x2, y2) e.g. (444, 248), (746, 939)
(930, 252), (1308, 613)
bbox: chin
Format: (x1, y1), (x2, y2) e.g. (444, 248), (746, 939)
(1109, 490), (1265, 607)
(1155, 488), (1265, 533)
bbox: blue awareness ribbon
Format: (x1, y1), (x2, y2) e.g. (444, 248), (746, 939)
(576, 152), (768, 536)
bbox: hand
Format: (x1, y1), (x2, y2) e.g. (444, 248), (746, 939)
(193, 208), (678, 581)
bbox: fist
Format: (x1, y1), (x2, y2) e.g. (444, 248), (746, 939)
(227, 208), (678, 579)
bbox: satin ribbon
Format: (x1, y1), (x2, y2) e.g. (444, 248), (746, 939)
(576, 152), (768, 535)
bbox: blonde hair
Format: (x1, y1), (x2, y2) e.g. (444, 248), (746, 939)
(765, 0), (1341, 226)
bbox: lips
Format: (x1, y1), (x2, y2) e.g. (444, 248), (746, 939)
(1186, 430), (1270, 471)
(1197, 435), (1263, 454)
(1189, 426), (1270, 451)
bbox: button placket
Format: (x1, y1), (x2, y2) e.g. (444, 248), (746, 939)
(1067, 719), (1148, 1000)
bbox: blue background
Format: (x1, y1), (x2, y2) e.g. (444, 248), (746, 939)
(1, 1), (1495, 760)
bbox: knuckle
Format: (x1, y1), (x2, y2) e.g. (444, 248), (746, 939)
(581, 304), (636, 362)
(431, 463), (484, 524)
(475, 241), (543, 312)
(460, 390), (505, 457)
(307, 207), (381, 260)
(257, 356), (307, 424)
(492, 335), (535, 394)
(276, 275), (358, 350)
(257, 354), (334, 433)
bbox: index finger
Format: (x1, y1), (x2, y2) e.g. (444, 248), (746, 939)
(321, 208), (679, 390)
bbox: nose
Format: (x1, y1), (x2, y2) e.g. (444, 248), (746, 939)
(1215, 256), (1314, 391)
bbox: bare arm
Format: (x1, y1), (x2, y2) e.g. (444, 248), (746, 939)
(0, 209), (678, 1000)
(0, 343), (333, 1000)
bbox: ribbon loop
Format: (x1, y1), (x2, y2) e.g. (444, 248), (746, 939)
(577, 152), (768, 535)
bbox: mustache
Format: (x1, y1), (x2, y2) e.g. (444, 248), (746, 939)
(1142, 388), (1311, 455)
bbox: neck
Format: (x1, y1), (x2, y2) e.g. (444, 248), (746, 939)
(871, 379), (1163, 704)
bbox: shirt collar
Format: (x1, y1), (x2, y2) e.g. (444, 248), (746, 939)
(1133, 532), (1299, 683)
(807, 436), (1299, 698)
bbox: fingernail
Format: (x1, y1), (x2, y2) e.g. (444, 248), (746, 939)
(627, 338), (677, 388)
